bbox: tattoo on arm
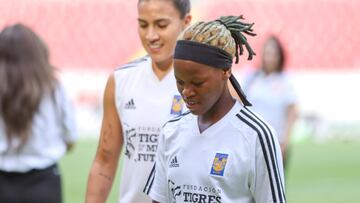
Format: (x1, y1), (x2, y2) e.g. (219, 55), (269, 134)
(98, 172), (113, 182)
(102, 148), (112, 155)
(100, 124), (114, 155)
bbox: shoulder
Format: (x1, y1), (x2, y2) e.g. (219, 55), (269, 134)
(242, 69), (262, 88)
(113, 55), (151, 87)
(159, 111), (193, 151)
(51, 82), (69, 105)
(162, 111), (192, 136)
(275, 72), (293, 84)
(114, 55), (151, 73)
(277, 72), (297, 95)
(233, 106), (277, 142)
(163, 111), (192, 128)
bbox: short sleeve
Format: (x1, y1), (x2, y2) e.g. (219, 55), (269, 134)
(283, 75), (297, 106)
(145, 130), (168, 202)
(250, 128), (286, 203)
(55, 84), (78, 143)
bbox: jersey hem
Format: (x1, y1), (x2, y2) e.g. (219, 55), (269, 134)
(149, 191), (167, 203)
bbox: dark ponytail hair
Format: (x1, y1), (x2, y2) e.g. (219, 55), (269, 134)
(178, 15), (256, 106)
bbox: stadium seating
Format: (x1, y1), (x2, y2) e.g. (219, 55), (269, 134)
(1, 0), (359, 71)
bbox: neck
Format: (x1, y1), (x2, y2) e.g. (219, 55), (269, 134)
(198, 90), (235, 133)
(262, 65), (279, 75)
(152, 59), (173, 81)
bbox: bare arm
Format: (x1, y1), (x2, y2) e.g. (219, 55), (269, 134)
(280, 104), (298, 158)
(85, 74), (124, 203)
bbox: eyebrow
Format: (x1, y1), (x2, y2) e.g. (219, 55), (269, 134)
(137, 18), (171, 24)
(175, 76), (206, 82)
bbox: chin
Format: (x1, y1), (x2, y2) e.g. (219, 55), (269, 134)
(189, 109), (200, 115)
(188, 108), (205, 116)
(147, 51), (161, 59)
(153, 57), (171, 65)
(150, 53), (171, 63)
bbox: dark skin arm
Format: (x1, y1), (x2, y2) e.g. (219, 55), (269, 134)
(85, 74), (124, 203)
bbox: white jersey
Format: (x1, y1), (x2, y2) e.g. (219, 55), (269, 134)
(243, 70), (297, 144)
(145, 101), (286, 203)
(114, 56), (185, 203)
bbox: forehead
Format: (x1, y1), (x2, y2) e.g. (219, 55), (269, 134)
(174, 59), (218, 79)
(138, 0), (180, 21)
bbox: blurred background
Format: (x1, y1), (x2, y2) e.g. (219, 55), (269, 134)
(1, 0), (359, 202)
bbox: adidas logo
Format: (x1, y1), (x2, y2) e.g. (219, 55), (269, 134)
(169, 156), (179, 168)
(125, 99), (136, 109)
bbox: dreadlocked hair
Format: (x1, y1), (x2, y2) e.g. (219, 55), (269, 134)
(179, 15), (256, 63)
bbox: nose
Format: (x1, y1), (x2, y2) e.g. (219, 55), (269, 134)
(145, 26), (159, 42)
(182, 85), (195, 99)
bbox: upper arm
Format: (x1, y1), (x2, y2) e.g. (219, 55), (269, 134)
(95, 74), (123, 165)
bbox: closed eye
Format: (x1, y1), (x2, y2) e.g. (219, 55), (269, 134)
(157, 23), (168, 29)
(156, 20), (170, 29)
(139, 24), (147, 29)
(192, 81), (204, 87)
(138, 19), (148, 29)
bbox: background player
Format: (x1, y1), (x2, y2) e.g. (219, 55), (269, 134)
(242, 36), (298, 168)
(0, 23), (77, 203)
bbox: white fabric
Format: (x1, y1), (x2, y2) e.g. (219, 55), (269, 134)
(243, 70), (297, 143)
(0, 84), (77, 172)
(148, 101), (286, 203)
(114, 56), (185, 203)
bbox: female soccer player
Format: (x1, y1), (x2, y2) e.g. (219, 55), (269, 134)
(146, 16), (286, 203)
(85, 0), (192, 202)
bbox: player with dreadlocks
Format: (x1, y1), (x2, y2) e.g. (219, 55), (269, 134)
(145, 15), (286, 203)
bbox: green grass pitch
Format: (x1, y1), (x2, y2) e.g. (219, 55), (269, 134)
(60, 139), (360, 203)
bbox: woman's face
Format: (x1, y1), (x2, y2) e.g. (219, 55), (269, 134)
(262, 39), (281, 73)
(138, 0), (191, 65)
(174, 59), (229, 116)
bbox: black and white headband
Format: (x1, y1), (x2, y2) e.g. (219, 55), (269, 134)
(174, 40), (252, 106)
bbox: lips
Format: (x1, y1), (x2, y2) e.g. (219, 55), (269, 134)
(148, 43), (163, 53)
(184, 100), (198, 110)
(149, 43), (162, 49)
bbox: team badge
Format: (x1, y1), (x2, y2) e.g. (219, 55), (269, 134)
(210, 153), (229, 176)
(170, 95), (184, 115)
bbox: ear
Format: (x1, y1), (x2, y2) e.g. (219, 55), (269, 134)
(222, 68), (232, 80)
(183, 14), (192, 28)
